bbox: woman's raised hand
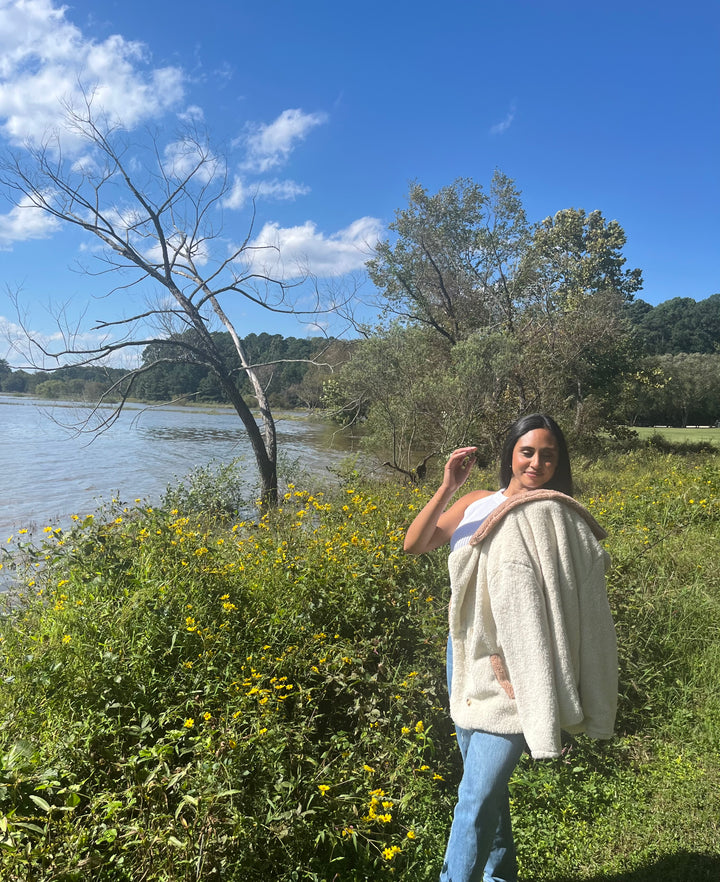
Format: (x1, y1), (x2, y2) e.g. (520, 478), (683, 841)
(442, 446), (478, 495)
(404, 445), (482, 555)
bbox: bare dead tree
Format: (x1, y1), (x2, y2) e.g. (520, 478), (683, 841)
(0, 99), (342, 506)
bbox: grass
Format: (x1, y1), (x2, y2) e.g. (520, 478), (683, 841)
(633, 425), (720, 446)
(0, 450), (718, 880)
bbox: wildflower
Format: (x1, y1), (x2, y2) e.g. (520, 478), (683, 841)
(184, 718), (195, 729)
(363, 764), (375, 773)
(62, 635), (72, 644)
(401, 726), (410, 735)
(317, 784), (331, 795)
(415, 720), (425, 734)
(383, 845), (401, 860)
(406, 830), (416, 839)
(203, 712), (212, 721)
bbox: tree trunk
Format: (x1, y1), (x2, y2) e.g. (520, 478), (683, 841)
(220, 373), (278, 506)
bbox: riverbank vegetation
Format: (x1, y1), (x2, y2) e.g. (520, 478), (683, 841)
(1, 449), (718, 880)
(0, 333), (348, 411)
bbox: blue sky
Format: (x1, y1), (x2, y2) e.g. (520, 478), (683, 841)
(1, 0), (718, 365)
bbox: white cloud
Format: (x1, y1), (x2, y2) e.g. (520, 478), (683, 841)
(223, 176), (310, 210)
(0, 195), (61, 248)
(243, 108), (328, 173)
(242, 216), (383, 278)
(0, 0), (184, 148)
(490, 103), (516, 135)
(162, 138), (223, 183)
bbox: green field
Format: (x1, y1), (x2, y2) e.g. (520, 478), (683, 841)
(634, 425), (720, 446)
(1, 450), (719, 880)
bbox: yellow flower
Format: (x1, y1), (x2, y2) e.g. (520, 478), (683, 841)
(406, 830), (416, 839)
(415, 720), (424, 734)
(62, 634), (72, 644)
(317, 784), (330, 795)
(401, 726), (410, 735)
(184, 718), (195, 728)
(383, 845), (401, 860)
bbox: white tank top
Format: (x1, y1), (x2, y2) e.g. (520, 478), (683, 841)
(450, 489), (507, 551)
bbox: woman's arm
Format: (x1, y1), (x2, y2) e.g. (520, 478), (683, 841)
(403, 447), (491, 555)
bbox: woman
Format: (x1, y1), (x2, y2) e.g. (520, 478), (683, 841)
(405, 414), (617, 882)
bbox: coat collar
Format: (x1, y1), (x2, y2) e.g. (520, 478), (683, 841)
(469, 489), (607, 546)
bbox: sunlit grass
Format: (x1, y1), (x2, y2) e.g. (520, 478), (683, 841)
(633, 425), (720, 446)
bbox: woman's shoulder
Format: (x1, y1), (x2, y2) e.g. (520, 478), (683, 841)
(453, 488), (496, 514)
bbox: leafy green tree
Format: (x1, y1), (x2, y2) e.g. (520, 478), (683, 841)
(339, 176), (643, 462)
(367, 172), (532, 344)
(645, 353), (720, 426)
(327, 325), (457, 478)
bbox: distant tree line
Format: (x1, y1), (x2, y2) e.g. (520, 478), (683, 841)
(2, 263), (718, 444)
(0, 333), (352, 410)
(617, 294), (720, 428)
(2, 299), (719, 435)
(626, 294), (720, 355)
(2, 298), (719, 435)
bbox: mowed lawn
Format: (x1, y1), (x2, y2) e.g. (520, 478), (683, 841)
(633, 426), (720, 446)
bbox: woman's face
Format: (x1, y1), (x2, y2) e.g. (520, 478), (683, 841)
(506, 428), (559, 494)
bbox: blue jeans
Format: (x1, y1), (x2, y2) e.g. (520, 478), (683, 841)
(441, 640), (526, 882)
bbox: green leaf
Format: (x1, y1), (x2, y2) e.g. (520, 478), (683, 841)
(29, 794), (52, 813)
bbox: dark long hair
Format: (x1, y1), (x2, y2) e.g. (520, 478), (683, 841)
(499, 413), (574, 496)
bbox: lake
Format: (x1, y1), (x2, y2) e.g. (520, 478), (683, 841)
(0, 395), (359, 540)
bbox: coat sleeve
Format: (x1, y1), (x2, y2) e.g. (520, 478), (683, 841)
(484, 503), (617, 758)
(575, 546), (617, 739)
(485, 520), (564, 758)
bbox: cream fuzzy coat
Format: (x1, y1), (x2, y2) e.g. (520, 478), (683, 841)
(448, 490), (618, 759)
